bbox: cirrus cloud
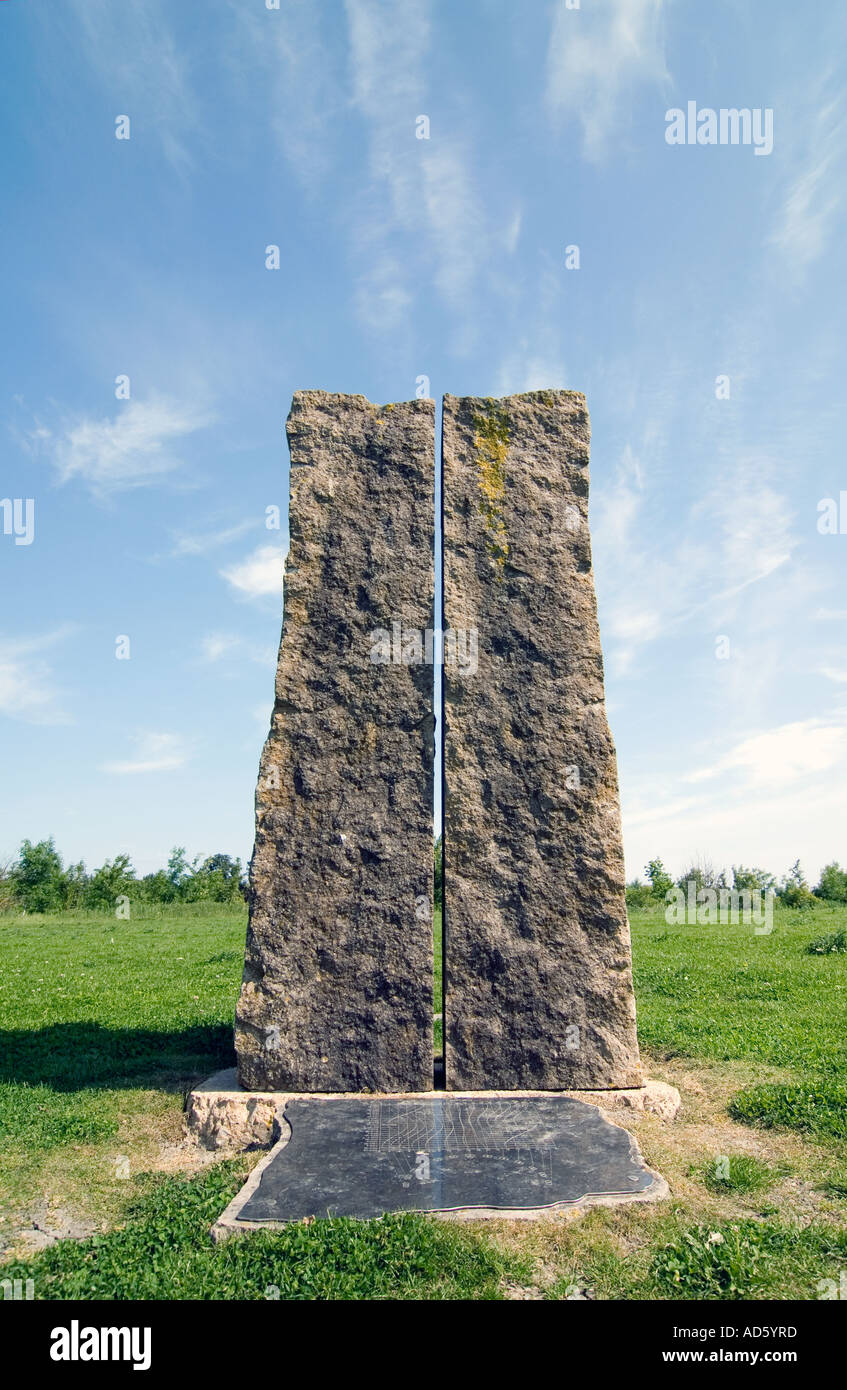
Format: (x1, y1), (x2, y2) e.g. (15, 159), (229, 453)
(53, 396), (213, 496)
(100, 731), (188, 775)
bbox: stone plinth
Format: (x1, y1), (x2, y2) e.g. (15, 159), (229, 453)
(186, 1069), (680, 1153)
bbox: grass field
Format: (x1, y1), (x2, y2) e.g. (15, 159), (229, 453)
(1, 900), (846, 1300)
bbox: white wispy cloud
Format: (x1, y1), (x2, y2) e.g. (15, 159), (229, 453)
(171, 520), (256, 557)
(503, 208), (522, 256)
(0, 629), (74, 725)
(222, 0), (343, 190)
(59, 0), (200, 175)
(546, 0), (670, 160)
(593, 444), (798, 676)
(220, 544), (286, 600)
(494, 353), (570, 397)
(685, 717), (847, 789)
(201, 634), (240, 662)
(52, 396), (213, 496)
(200, 633), (276, 666)
(343, 0), (490, 336)
(101, 731), (188, 775)
(623, 774), (847, 888)
(220, 0), (491, 337)
(769, 89), (846, 276)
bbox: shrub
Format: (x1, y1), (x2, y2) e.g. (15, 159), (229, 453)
(806, 929), (847, 956)
(83, 854), (136, 910)
(815, 862), (847, 903)
(626, 881), (653, 910)
(0, 861), (15, 913)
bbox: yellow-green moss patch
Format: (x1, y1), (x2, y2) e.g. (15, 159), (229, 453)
(472, 406), (510, 572)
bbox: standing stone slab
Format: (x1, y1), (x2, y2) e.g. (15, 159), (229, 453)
(235, 392), (435, 1092)
(442, 392), (642, 1091)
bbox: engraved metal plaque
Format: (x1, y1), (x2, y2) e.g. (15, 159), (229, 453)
(236, 1095), (661, 1222)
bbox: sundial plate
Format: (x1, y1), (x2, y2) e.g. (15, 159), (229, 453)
(235, 1095), (663, 1222)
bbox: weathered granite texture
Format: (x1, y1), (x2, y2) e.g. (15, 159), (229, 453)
(442, 391), (642, 1090)
(235, 392), (435, 1092)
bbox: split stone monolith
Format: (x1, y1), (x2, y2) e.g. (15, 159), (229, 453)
(235, 391), (435, 1093)
(441, 391), (642, 1091)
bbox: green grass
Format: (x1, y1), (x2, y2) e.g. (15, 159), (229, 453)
(729, 1080), (847, 1139)
(1, 1163), (530, 1300)
(2, 899), (846, 1299)
(699, 1154), (783, 1195)
(646, 1219), (847, 1301)
(542, 1212), (847, 1302)
(0, 1081), (119, 1151)
(630, 902), (847, 1076)
(0, 902), (243, 1089)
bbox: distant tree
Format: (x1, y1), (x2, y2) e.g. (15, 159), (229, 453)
(137, 870), (175, 904)
(676, 859), (727, 894)
(62, 860), (88, 909)
(166, 847), (192, 892)
(203, 853), (241, 880)
(1, 839), (250, 911)
(645, 858), (674, 901)
(779, 860), (816, 909)
(814, 862), (847, 903)
(11, 837), (66, 913)
(0, 860), (14, 913)
(185, 854), (244, 903)
(731, 865), (777, 895)
(433, 835), (443, 909)
(84, 854), (136, 910)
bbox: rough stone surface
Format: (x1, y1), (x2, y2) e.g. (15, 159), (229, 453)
(564, 1079), (682, 1122)
(183, 1070), (285, 1151)
(235, 392), (435, 1092)
(442, 391), (642, 1090)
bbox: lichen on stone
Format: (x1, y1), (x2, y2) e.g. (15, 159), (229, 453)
(472, 404), (510, 571)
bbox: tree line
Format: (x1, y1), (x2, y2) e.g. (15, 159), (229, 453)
(0, 838), (246, 914)
(4, 835), (844, 916)
(626, 858), (847, 910)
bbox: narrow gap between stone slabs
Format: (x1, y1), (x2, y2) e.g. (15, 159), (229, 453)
(435, 394), (447, 1092)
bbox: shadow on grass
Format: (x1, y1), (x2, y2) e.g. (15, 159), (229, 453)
(0, 1021), (235, 1092)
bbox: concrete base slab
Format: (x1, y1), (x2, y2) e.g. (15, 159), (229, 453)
(185, 1068), (681, 1153)
(211, 1094), (669, 1237)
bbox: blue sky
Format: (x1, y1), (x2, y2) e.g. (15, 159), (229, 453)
(1, 0), (845, 884)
